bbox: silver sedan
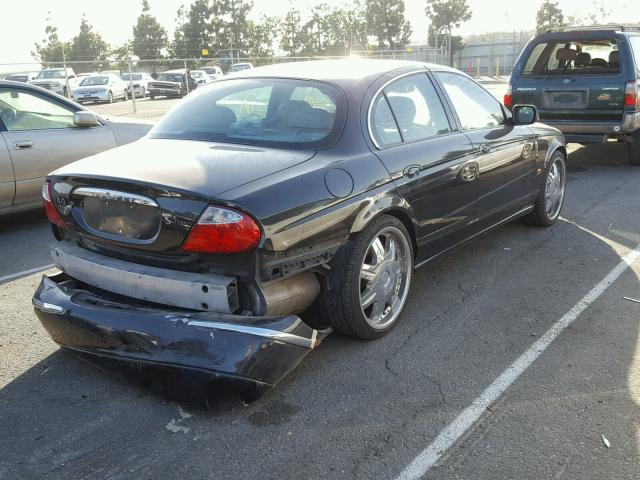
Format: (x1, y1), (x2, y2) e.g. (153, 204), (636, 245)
(0, 81), (152, 215)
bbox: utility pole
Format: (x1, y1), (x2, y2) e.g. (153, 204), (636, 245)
(62, 45), (70, 98)
(128, 59), (137, 113)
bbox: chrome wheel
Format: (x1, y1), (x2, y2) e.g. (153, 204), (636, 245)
(359, 226), (412, 330)
(544, 156), (565, 220)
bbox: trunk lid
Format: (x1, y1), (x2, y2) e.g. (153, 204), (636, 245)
(513, 75), (626, 122)
(49, 139), (315, 254)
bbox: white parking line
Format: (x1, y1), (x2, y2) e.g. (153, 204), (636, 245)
(0, 264), (55, 284)
(396, 243), (640, 480)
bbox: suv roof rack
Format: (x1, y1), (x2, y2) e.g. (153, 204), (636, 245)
(546, 24), (640, 33)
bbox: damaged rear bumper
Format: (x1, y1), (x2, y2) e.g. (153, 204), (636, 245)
(33, 273), (327, 388)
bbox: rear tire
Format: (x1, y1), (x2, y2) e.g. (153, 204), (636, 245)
(523, 150), (566, 227)
(628, 132), (640, 166)
(123, 90), (128, 101)
(150, 94), (155, 100)
(319, 215), (413, 340)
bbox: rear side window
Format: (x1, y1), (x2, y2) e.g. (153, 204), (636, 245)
(383, 74), (451, 142)
(369, 73), (451, 147)
(522, 39), (620, 75)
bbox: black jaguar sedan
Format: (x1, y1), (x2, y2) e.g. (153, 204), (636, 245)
(33, 59), (566, 391)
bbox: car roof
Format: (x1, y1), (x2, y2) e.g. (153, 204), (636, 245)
(226, 59), (457, 87)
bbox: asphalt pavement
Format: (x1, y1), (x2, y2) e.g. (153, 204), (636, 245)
(1, 140), (639, 479)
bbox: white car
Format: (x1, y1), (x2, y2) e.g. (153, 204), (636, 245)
(190, 70), (210, 86)
(229, 62), (254, 73)
(72, 74), (129, 104)
(201, 66), (223, 81)
(30, 68), (78, 97)
(121, 72), (154, 98)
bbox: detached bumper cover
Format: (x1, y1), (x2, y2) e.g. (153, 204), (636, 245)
(33, 273), (326, 388)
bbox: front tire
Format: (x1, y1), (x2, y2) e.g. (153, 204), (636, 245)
(123, 90), (128, 101)
(107, 91), (113, 104)
(321, 215), (413, 340)
(524, 150), (566, 227)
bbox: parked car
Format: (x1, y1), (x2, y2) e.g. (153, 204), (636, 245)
(33, 60), (566, 391)
(229, 62), (254, 73)
(4, 72), (39, 83)
(30, 68), (78, 97)
(190, 69), (211, 86)
(0, 81), (152, 215)
(148, 70), (197, 99)
(507, 25), (640, 164)
(120, 72), (154, 98)
(202, 65), (224, 81)
(72, 74), (129, 104)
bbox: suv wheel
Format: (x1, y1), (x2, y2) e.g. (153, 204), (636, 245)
(320, 215), (413, 340)
(524, 150), (566, 226)
(628, 132), (640, 166)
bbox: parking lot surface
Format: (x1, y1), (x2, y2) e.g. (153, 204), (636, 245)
(1, 140), (639, 479)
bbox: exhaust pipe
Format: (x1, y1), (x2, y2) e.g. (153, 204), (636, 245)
(260, 272), (320, 317)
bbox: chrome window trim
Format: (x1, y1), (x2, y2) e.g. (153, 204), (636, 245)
(367, 68), (449, 150)
(72, 187), (158, 207)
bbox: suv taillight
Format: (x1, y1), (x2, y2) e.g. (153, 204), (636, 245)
(625, 81), (638, 109)
(181, 205), (261, 254)
(504, 83), (513, 108)
(42, 181), (67, 228)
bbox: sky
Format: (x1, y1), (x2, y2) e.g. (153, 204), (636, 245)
(0, 0), (635, 67)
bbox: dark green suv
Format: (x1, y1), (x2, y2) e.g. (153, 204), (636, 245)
(507, 26), (640, 164)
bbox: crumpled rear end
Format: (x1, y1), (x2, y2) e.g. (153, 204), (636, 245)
(33, 273), (328, 389)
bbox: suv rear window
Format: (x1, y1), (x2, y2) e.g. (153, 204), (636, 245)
(149, 78), (344, 149)
(522, 39), (620, 75)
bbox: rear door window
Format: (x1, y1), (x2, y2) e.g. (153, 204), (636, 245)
(522, 39), (620, 75)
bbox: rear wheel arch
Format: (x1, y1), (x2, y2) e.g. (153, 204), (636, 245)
(350, 206), (419, 260)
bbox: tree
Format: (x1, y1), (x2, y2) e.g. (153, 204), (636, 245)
(32, 22), (70, 65)
(169, 0), (212, 58)
(218, 0), (255, 56)
(68, 16), (110, 72)
(536, 0), (564, 33)
(425, 0), (471, 66)
(365, 0), (412, 50)
(245, 16), (278, 58)
(280, 5), (306, 55)
(133, 0), (168, 60)
(322, 2), (369, 55)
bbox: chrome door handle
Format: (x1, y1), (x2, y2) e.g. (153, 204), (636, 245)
(13, 140), (33, 149)
(459, 161), (479, 182)
(403, 165), (420, 178)
(479, 144), (491, 154)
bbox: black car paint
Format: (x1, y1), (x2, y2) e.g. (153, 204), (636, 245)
(35, 61), (565, 390)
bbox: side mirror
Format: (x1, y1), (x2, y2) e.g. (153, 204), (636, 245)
(73, 111), (99, 127)
(512, 105), (538, 126)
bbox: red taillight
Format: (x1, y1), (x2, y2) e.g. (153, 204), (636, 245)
(42, 181), (67, 228)
(182, 205), (261, 254)
(504, 83), (513, 108)
(625, 81), (638, 109)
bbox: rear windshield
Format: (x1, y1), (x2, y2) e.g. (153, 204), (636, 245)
(522, 39), (620, 75)
(80, 76), (109, 86)
(149, 78), (344, 149)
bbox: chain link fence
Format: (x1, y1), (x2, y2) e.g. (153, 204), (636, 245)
(0, 43), (518, 115)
